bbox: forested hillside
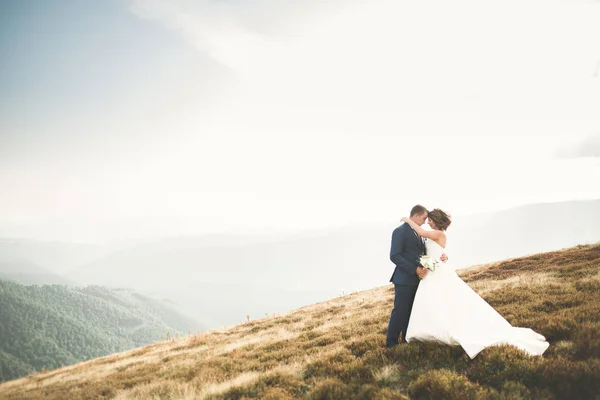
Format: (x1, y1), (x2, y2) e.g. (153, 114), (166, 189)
(0, 281), (202, 382)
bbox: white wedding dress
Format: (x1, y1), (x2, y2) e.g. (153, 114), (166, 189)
(405, 239), (549, 359)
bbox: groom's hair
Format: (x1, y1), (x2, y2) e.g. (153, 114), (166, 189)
(410, 204), (428, 217)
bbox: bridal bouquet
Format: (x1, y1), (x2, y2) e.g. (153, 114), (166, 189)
(419, 255), (440, 272)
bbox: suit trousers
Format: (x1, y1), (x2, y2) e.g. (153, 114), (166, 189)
(386, 284), (418, 347)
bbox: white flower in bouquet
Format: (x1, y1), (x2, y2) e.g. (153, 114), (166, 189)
(419, 255), (440, 272)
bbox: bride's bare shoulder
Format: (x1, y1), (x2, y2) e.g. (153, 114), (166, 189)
(433, 230), (447, 247)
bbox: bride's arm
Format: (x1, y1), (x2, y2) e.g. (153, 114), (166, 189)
(401, 217), (444, 241)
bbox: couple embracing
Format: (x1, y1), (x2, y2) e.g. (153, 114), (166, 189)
(386, 205), (549, 359)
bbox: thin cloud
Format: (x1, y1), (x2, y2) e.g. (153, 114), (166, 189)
(556, 135), (600, 159)
(128, 0), (289, 74)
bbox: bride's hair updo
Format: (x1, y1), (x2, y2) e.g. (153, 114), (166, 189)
(428, 208), (452, 231)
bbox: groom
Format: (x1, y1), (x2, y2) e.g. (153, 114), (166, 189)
(386, 204), (446, 347)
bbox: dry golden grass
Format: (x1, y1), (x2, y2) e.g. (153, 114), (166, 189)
(1, 243), (599, 399)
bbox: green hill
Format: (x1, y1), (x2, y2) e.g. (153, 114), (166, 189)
(0, 243), (598, 399)
(0, 282), (203, 382)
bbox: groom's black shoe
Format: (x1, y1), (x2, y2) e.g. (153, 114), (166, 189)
(386, 340), (404, 348)
(386, 338), (409, 348)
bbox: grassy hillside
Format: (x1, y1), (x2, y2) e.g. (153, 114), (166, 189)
(0, 243), (599, 399)
(0, 283), (203, 383)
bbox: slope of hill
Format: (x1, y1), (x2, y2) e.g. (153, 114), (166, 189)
(0, 259), (72, 286)
(1, 243), (598, 399)
(0, 282), (204, 383)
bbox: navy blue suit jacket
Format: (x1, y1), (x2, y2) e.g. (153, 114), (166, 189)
(389, 223), (426, 286)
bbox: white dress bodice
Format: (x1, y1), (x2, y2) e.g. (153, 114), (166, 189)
(425, 239), (445, 261)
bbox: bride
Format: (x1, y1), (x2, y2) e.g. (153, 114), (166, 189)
(401, 209), (549, 359)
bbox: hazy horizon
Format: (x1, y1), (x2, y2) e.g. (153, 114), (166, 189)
(0, 197), (599, 246)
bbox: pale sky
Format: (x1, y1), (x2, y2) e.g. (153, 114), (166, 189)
(1, 0), (599, 243)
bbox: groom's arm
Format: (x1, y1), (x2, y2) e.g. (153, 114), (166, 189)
(390, 228), (419, 275)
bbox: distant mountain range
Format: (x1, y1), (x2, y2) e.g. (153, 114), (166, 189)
(444, 199), (600, 269)
(1, 199), (598, 329)
(0, 259), (71, 286)
(0, 239), (118, 276)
